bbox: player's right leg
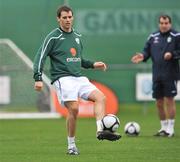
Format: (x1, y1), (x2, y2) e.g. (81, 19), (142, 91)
(153, 98), (169, 137)
(53, 77), (80, 155)
(65, 101), (80, 155)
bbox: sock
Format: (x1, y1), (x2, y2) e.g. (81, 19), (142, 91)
(160, 120), (168, 131)
(67, 136), (76, 149)
(96, 120), (103, 132)
(166, 119), (175, 134)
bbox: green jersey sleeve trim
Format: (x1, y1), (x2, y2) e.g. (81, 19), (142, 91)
(33, 28), (62, 81)
(38, 29), (62, 73)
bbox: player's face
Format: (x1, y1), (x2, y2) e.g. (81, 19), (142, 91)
(57, 11), (73, 32)
(159, 18), (171, 33)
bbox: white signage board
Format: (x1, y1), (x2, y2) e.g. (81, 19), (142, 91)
(0, 76), (10, 104)
(136, 73), (180, 101)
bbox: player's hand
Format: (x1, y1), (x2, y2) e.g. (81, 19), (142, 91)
(164, 52), (172, 60)
(34, 81), (43, 91)
(131, 53), (144, 64)
(93, 62), (107, 71)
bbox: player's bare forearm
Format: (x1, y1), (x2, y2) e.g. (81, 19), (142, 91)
(34, 81), (43, 91)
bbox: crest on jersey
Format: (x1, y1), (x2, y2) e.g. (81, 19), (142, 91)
(167, 36), (172, 43)
(75, 38), (80, 44)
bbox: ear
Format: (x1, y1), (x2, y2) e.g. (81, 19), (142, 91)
(57, 17), (60, 22)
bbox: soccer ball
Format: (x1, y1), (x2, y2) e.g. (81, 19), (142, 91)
(124, 121), (140, 136)
(101, 114), (120, 132)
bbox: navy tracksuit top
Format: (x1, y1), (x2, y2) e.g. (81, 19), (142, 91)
(142, 29), (180, 81)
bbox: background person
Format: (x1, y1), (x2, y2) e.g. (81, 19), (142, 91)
(131, 15), (180, 137)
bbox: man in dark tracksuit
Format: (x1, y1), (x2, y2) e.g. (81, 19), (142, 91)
(131, 15), (180, 137)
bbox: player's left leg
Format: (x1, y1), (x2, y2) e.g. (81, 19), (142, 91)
(87, 90), (106, 120)
(88, 90), (121, 141)
(165, 97), (176, 137)
(88, 89), (106, 131)
(77, 77), (105, 133)
(163, 80), (177, 137)
(78, 77), (121, 141)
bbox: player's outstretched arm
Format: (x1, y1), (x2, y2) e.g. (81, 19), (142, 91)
(131, 53), (144, 64)
(34, 81), (43, 91)
(93, 62), (107, 71)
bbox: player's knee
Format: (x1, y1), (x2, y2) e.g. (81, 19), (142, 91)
(156, 99), (164, 108)
(65, 103), (79, 118)
(68, 108), (78, 119)
(96, 93), (106, 103)
(165, 97), (175, 106)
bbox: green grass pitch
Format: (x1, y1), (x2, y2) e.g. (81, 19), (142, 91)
(0, 103), (180, 162)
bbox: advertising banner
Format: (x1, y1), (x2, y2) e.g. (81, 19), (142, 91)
(136, 73), (180, 101)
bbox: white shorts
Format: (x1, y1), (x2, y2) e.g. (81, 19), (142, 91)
(53, 76), (97, 105)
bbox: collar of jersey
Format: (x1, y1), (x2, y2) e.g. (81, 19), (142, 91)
(59, 27), (73, 34)
(159, 29), (171, 36)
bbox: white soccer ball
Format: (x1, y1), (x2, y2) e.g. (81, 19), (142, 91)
(124, 121), (140, 136)
(101, 114), (120, 132)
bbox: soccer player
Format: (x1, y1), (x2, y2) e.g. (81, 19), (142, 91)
(33, 5), (121, 155)
(131, 15), (180, 137)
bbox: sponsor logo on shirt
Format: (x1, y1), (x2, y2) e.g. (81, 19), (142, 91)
(66, 57), (81, 62)
(67, 48), (80, 62)
(153, 37), (159, 44)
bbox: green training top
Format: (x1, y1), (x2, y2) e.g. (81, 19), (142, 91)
(33, 28), (95, 83)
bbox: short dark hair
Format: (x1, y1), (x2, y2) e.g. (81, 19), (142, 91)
(57, 5), (73, 18)
(159, 14), (172, 23)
